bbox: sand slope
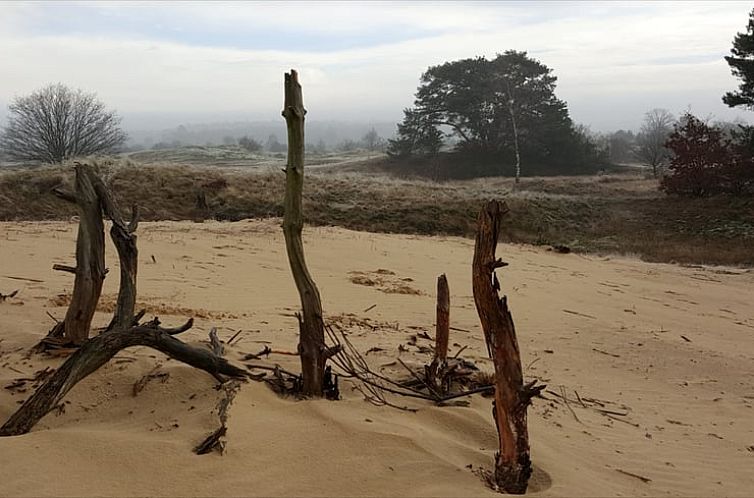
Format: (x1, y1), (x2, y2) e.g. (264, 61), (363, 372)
(0, 220), (753, 496)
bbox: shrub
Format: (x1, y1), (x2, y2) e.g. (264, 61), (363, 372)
(661, 113), (754, 196)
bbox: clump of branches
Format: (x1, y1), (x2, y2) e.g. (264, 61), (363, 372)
(324, 324), (493, 410)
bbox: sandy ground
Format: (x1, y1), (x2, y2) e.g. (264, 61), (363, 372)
(0, 219), (753, 497)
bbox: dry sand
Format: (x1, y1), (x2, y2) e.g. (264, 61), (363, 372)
(0, 219), (753, 497)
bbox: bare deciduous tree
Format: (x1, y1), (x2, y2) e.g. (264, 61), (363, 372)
(360, 127), (384, 151)
(0, 83), (127, 164)
(635, 108), (675, 178)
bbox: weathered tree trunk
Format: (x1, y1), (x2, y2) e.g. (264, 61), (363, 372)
(472, 200), (542, 494)
(425, 274), (450, 393)
(0, 319), (248, 436)
(63, 164), (107, 345)
(94, 177), (139, 331)
(281, 69), (334, 396)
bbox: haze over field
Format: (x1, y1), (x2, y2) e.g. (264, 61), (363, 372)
(0, 1), (753, 141)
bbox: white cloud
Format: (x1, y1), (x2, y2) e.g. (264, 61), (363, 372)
(0, 1), (752, 131)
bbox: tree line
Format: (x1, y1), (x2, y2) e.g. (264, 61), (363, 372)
(2, 9), (754, 196)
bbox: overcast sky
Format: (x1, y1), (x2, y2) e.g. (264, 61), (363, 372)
(0, 1), (752, 133)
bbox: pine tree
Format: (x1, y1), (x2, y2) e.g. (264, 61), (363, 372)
(723, 9), (754, 109)
(387, 108), (443, 158)
(387, 51), (602, 175)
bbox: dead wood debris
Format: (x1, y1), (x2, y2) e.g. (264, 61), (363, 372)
(4, 367), (56, 394)
(615, 468), (652, 483)
(194, 380), (241, 455)
(324, 323), (498, 408)
(543, 388), (636, 426)
(0, 316), (248, 437)
(0, 290), (19, 302)
(132, 365), (170, 396)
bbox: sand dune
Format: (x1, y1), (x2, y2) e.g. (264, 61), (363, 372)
(1, 219), (753, 496)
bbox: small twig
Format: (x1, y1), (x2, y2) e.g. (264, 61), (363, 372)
(562, 309), (597, 320)
(227, 330), (243, 346)
(604, 413), (639, 427)
(574, 390), (587, 409)
(434, 385), (494, 402)
(595, 408), (629, 417)
(397, 357), (440, 400)
(452, 345), (468, 359)
(0, 290), (19, 302)
(131, 309), (147, 326)
(244, 363), (300, 380)
(241, 345), (272, 360)
(615, 469), (651, 483)
(194, 426), (226, 454)
(363, 304), (377, 313)
(592, 348), (620, 358)
(2, 276), (43, 283)
(560, 385), (581, 424)
(52, 264), (77, 274)
(525, 356), (541, 370)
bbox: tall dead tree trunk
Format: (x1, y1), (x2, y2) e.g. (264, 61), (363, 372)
(94, 177), (139, 331)
(281, 69), (335, 397)
(61, 164), (107, 345)
(472, 200), (543, 494)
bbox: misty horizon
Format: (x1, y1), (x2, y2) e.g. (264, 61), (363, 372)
(1, 1), (754, 141)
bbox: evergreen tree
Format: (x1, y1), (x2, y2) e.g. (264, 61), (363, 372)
(387, 108), (443, 158)
(723, 8), (754, 109)
(388, 51), (600, 175)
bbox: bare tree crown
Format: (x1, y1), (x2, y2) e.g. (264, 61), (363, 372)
(635, 108), (675, 177)
(0, 83), (127, 163)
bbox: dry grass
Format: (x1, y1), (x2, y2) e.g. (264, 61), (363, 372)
(1, 158), (752, 266)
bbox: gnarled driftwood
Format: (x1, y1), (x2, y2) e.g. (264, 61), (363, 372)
(0, 319), (247, 436)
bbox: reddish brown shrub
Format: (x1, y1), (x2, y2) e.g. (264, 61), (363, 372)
(661, 113), (754, 197)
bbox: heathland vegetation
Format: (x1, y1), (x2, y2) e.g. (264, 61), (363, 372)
(1, 159), (752, 265)
(1, 10), (753, 268)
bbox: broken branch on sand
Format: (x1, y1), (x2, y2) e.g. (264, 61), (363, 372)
(52, 264), (77, 274)
(0, 290), (19, 302)
(615, 468), (652, 483)
(195, 331), (242, 455)
(0, 317), (248, 437)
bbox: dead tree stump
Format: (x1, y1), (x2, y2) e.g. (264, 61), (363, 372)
(472, 200), (543, 494)
(58, 164), (107, 345)
(281, 69), (337, 396)
(425, 274), (450, 394)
